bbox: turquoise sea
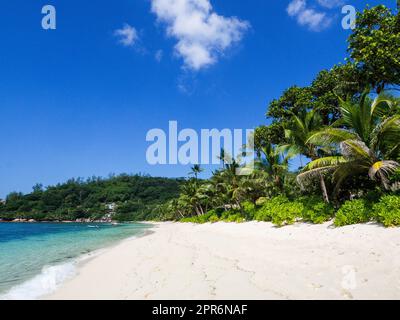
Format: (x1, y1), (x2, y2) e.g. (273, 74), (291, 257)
(0, 222), (151, 299)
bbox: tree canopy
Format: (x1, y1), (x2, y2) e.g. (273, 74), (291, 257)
(0, 174), (184, 222)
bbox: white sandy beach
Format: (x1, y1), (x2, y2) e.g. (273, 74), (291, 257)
(46, 222), (400, 300)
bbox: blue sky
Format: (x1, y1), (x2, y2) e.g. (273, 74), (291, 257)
(0, 0), (394, 198)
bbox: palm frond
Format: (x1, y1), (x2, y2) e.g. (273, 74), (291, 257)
(307, 128), (358, 146)
(369, 160), (400, 189)
(302, 156), (346, 172)
(275, 144), (302, 160)
(296, 166), (335, 189)
(370, 115), (400, 154)
(339, 140), (371, 160)
(371, 92), (395, 117)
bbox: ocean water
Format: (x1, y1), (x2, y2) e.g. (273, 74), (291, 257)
(0, 222), (151, 300)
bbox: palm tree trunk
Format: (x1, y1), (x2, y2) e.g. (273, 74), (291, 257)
(319, 173), (330, 204)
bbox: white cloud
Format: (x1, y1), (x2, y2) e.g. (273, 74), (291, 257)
(316, 0), (344, 9)
(287, 0), (332, 31)
(287, 0), (306, 16)
(151, 0), (250, 70)
(155, 49), (164, 62)
(114, 24), (139, 47)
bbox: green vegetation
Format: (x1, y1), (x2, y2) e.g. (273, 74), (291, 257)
(1, 5), (399, 228)
(299, 196), (335, 224)
(155, 5), (400, 228)
(373, 195), (400, 227)
(0, 175), (183, 222)
(334, 199), (372, 227)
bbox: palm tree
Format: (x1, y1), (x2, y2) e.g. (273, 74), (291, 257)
(218, 148), (226, 169)
(278, 109), (331, 202)
(179, 180), (207, 216)
(232, 171), (270, 204)
(255, 143), (289, 191)
(298, 91), (400, 196)
(280, 109), (324, 164)
(189, 164), (204, 180)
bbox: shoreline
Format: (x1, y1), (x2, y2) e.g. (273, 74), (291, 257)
(45, 221), (400, 300)
(0, 223), (154, 300)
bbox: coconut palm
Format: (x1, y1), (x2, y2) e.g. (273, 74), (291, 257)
(298, 91), (400, 196)
(255, 140), (292, 193)
(278, 109), (332, 202)
(232, 171), (270, 204)
(279, 109), (324, 165)
(179, 179), (208, 216)
(189, 164), (204, 180)
(211, 159), (241, 208)
(218, 148), (226, 169)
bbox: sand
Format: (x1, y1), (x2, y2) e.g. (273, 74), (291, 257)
(46, 221), (400, 300)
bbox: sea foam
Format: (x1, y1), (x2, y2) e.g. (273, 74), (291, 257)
(0, 262), (76, 300)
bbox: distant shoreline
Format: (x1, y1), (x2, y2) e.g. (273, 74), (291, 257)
(0, 219), (122, 224)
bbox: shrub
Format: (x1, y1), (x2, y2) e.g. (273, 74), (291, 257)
(255, 196), (286, 222)
(334, 199), (371, 227)
(241, 201), (257, 220)
(299, 196), (335, 224)
(208, 215), (220, 223)
(181, 208), (248, 224)
(255, 196), (303, 227)
(181, 211), (215, 224)
(272, 201), (304, 227)
(223, 213), (246, 223)
(220, 210), (246, 223)
(373, 195), (400, 227)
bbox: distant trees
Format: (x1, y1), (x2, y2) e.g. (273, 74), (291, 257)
(0, 175), (184, 221)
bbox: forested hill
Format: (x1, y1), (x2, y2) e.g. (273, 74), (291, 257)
(0, 175), (184, 222)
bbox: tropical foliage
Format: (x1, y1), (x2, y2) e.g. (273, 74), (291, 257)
(298, 91), (400, 197)
(155, 5), (400, 228)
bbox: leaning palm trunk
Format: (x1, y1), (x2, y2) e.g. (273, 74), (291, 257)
(177, 210), (185, 219)
(319, 173), (330, 203)
(199, 205), (205, 216)
(194, 206), (202, 216)
(297, 164), (337, 202)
